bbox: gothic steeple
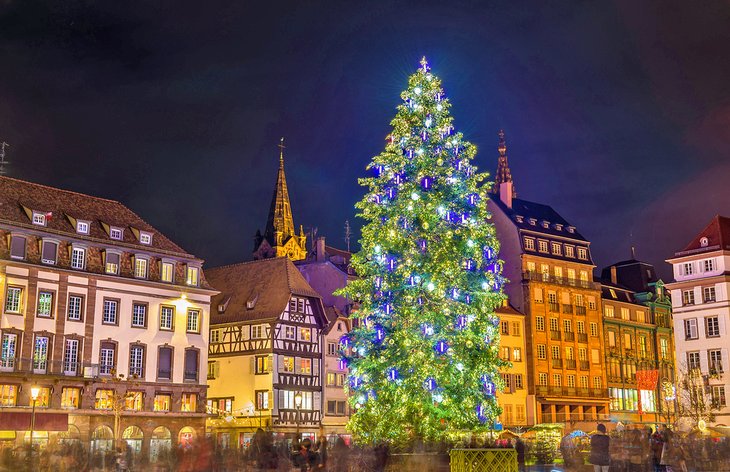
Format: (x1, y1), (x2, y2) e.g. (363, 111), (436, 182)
(253, 138), (307, 261)
(492, 130), (517, 208)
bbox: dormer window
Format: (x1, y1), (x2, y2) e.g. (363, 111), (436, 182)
(110, 227), (123, 240)
(186, 266), (199, 286)
(567, 226), (575, 233)
(555, 224), (563, 231)
(577, 247), (588, 260)
(700, 237), (709, 247)
(541, 221), (550, 229)
(528, 218), (537, 226)
(515, 215), (524, 223)
(139, 232), (152, 245)
(32, 212), (47, 226)
(246, 295), (258, 310)
(76, 221), (90, 234)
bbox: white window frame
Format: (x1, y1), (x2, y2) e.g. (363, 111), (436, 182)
(132, 303), (147, 328)
(577, 247), (588, 260)
(70, 246), (86, 270)
(139, 231), (153, 245)
(186, 266), (200, 286)
(102, 299), (118, 324)
(32, 212), (47, 226)
(161, 261), (175, 283)
(109, 227), (123, 240)
(160, 306), (174, 331)
(76, 221), (90, 234)
(186, 309), (200, 333)
(134, 256), (149, 279)
(523, 238), (535, 251)
(105, 250), (121, 275)
(4, 286), (22, 314)
(684, 318), (698, 340)
(67, 295), (83, 321)
(706, 316), (720, 338)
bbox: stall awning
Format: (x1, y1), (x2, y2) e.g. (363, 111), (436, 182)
(0, 412), (69, 431)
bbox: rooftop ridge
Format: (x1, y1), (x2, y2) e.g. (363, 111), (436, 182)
(207, 256), (288, 273)
(1, 175), (122, 205)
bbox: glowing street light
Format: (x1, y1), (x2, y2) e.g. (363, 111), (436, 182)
(29, 385), (40, 466)
(294, 392), (303, 442)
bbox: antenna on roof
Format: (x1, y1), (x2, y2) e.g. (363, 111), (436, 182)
(631, 246), (636, 260)
(0, 142), (9, 176)
(344, 220), (351, 252)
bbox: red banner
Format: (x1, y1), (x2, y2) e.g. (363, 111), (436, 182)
(637, 370), (659, 391)
(0, 412), (68, 431)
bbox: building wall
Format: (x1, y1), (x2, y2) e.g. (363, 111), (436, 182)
(321, 318), (349, 435)
(496, 310), (535, 428)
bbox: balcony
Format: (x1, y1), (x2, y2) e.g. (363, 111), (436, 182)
(565, 359), (577, 370)
(537, 386), (609, 398)
(550, 330), (561, 341)
(548, 302), (560, 313)
(576, 305), (587, 315)
(562, 304), (573, 314)
(564, 331), (575, 342)
(579, 360), (590, 371)
(552, 359), (563, 368)
(523, 271), (600, 290)
(577, 333), (588, 343)
(0, 358), (99, 378)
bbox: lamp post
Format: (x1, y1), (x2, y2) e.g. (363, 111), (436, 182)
(29, 386), (40, 466)
(294, 392), (303, 443)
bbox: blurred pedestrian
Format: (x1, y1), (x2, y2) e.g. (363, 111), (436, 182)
(330, 437), (350, 472)
(590, 424), (610, 472)
(514, 437), (526, 472)
(292, 438), (319, 471)
(314, 430), (328, 469)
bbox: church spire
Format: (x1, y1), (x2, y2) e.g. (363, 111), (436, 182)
(253, 138), (307, 261)
(492, 130), (516, 208)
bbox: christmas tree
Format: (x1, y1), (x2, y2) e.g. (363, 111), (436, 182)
(340, 58), (507, 445)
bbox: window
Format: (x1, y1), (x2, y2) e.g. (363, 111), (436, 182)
(4, 286), (22, 314)
(95, 389), (115, 410)
(579, 348), (587, 360)
(134, 257), (148, 278)
(61, 387), (80, 409)
(593, 377), (602, 389)
(37, 291), (53, 317)
(327, 342), (337, 356)
(501, 347), (510, 361)
(186, 266), (199, 286)
(154, 394), (172, 412)
(282, 356), (295, 373)
(103, 299), (118, 324)
(125, 391), (143, 411)
(554, 266), (563, 280)
(706, 316), (720, 337)
(660, 338), (669, 360)
(534, 288), (543, 303)
(105, 252), (120, 275)
(299, 358), (312, 374)
(160, 306), (174, 330)
(712, 386), (726, 407)
(281, 390), (313, 410)
(591, 349), (600, 364)
(566, 346), (575, 360)
(0, 385), (17, 406)
(41, 240), (58, 265)
(527, 261), (536, 273)
(567, 375), (576, 388)
(682, 290), (695, 306)
(541, 264), (550, 281)
(553, 374), (562, 387)
(67, 295), (83, 321)
(161, 262), (174, 283)
(186, 309), (200, 333)
(9, 235), (26, 260)
(604, 306), (614, 318)
(251, 325), (265, 339)
(703, 259), (716, 272)
(0, 334), (17, 369)
(181, 393), (197, 412)
(577, 247), (588, 260)
(132, 303), (147, 328)
(515, 374), (524, 389)
(536, 316), (545, 331)
(63, 339), (79, 375)
(285, 326), (296, 340)
(682, 262), (694, 276)
(565, 246), (575, 258)
(184, 349), (199, 381)
(32, 212), (46, 226)
(300, 327), (312, 342)
(158, 347), (173, 380)
(607, 331), (616, 347)
(537, 344), (546, 359)
(516, 404), (526, 423)
(580, 270), (589, 282)
(129, 345), (145, 378)
(139, 232), (152, 245)
(109, 227), (123, 240)
(551, 242), (562, 255)
(511, 322), (520, 336)
(210, 329), (220, 344)
(580, 376), (589, 389)
(551, 346), (560, 359)
(709, 349), (723, 373)
(524, 238), (535, 250)
(33, 336), (49, 372)
(255, 390), (270, 410)
(501, 321), (509, 335)
(590, 322), (598, 337)
(99, 342), (115, 375)
(36, 388), (51, 407)
(70, 247), (85, 270)
(684, 318), (698, 339)
(563, 319), (572, 333)
(538, 373), (547, 386)
(502, 373), (512, 391)
(567, 268), (576, 281)
(538, 240), (548, 253)
(638, 336), (647, 357)
(513, 348), (522, 362)
(577, 321), (585, 334)
(549, 317), (559, 332)
(207, 361), (218, 380)
(704, 287), (717, 303)
(624, 333), (633, 350)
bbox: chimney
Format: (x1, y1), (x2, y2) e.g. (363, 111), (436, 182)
(316, 237), (326, 262)
(500, 181), (513, 208)
(610, 265), (617, 285)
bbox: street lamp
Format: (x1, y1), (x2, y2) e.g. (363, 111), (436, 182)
(29, 386), (40, 466)
(294, 392), (303, 442)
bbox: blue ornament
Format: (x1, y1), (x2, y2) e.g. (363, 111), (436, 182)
(464, 259), (475, 271)
(374, 276), (382, 289)
(421, 176), (433, 190)
(339, 335), (350, 349)
(387, 257), (397, 271)
(417, 296), (424, 306)
(373, 324), (386, 343)
(419, 239), (427, 252)
(387, 187), (397, 199)
(424, 377), (437, 391)
(451, 288), (459, 300)
(372, 165), (384, 177)
(476, 404), (487, 423)
(465, 294), (472, 304)
(455, 315), (468, 329)
(350, 376), (363, 390)
(387, 368), (399, 381)
(467, 193), (478, 205)
(422, 323), (434, 336)
(384, 303), (392, 315)
(434, 339), (449, 355)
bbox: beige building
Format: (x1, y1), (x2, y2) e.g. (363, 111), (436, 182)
(0, 176), (214, 461)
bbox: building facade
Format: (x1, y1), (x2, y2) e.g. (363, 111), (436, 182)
(666, 215), (730, 426)
(206, 257), (328, 447)
(0, 176), (214, 461)
(487, 133), (609, 431)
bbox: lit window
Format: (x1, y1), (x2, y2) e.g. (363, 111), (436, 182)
(565, 246), (575, 258)
(537, 345), (546, 359)
(523, 238), (535, 251)
(95, 389), (115, 410)
(551, 242), (561, 255)
(300, 328), (311, 342)
(186, 266), (199, 286)
(33, 336), (48, 372)
(76, 221), (89, 234)
(513, 348), (522, 362)
(256, 391), (270, 410)
(186, 309), (200, 333)
(181, 393), (197, 412)
(134, 257), (148, 279)
(71, 247), (85, 270)
(255, 355), (271, 374)
(0, 384), (17, 406)
(282, 356), (295, 373)
(567, 375), (575, 388)
(604, 306), (614, 318)
(160, 306), (174, 330)
(538, 373), (547, 386)
(1, 334), (18, 370)
(109, 227), (123, 240)
(67, 295), (83, 321)
(161, 262), (174, 283)
(105, 252), (120, 275)
(154, 394), (171, 412)
(37, 291), (53, 317)
(139, 232), (152, 245)
(577, 247), (588, 260)
(538, 240), (548, 252)
(125, 391), (144, 411)
(285, 326), (296, 340)
(61, 387), (80, 409)
(300, 358), (312, 374)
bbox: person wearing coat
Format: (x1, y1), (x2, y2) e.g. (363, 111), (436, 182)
(292, 438), (320, 472)
(590, 424), (611, 472)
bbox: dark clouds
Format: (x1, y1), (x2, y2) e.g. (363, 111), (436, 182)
(1, 0), (729, 278)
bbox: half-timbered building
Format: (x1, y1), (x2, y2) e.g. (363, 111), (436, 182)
(205, 257), (328, 447)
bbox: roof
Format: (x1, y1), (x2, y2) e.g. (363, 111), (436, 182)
(600, 281), (638, 304)
(206, 257), (323, 325)
(495, 301), (524, 317)
(490, 196), (589, 242)
(674, 215), (730, 257)
(0, 176), (191, 256)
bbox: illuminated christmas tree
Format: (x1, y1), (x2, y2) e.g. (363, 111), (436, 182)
(340, 58), (507, 445)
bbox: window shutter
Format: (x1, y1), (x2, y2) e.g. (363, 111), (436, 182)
(185, 350), (198, 377)
(295, 358), (301, 374)
(10, 236), (26, 259)
(314, 391), (321, 409)
(41, 240), (57, 264)
(250, 357), (256, 374)
(267, 390), (273, 408)
(159, 347), (172, 378)
(267, 354), (273, 373)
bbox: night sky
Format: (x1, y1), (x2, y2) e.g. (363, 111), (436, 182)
(2, 1), (730, 280)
